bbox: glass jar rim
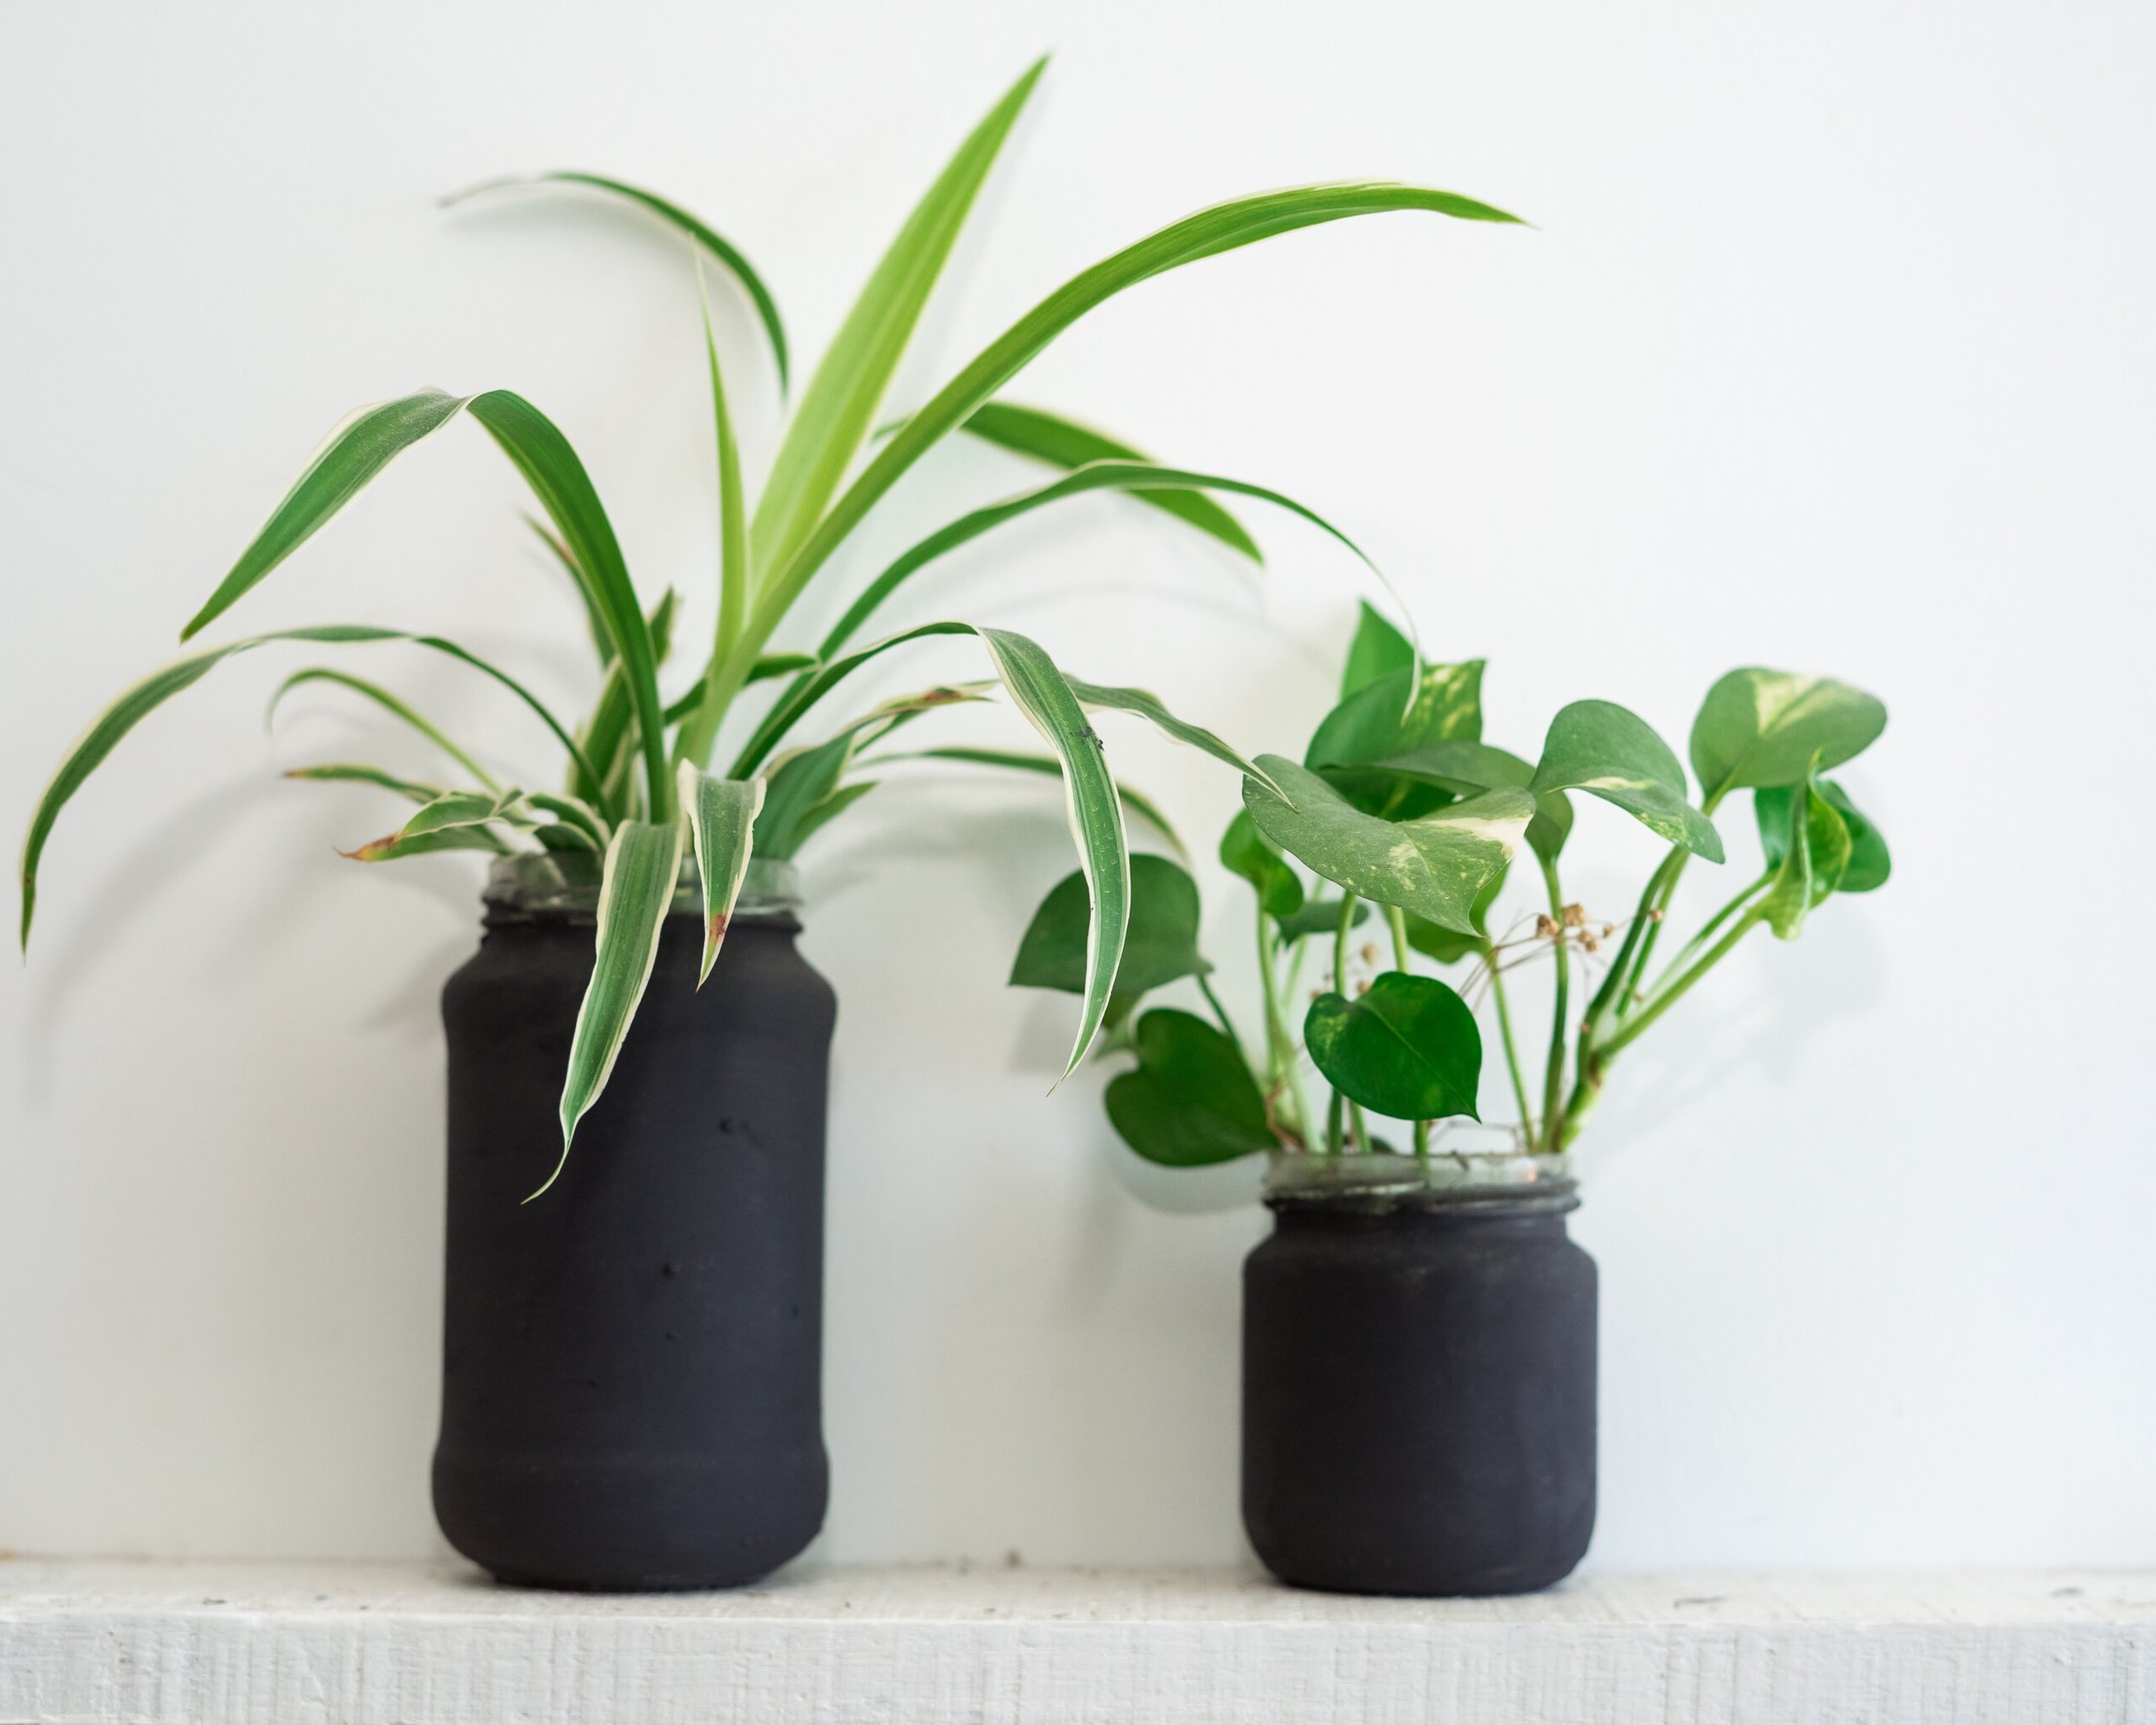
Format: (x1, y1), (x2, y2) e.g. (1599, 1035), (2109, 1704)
(481, 851), (802, 919)
(1263, 1146), (1574, 1205)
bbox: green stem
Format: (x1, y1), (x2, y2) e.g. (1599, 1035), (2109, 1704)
(1488, 957), (1533, 1143)
(1598, 906), (1763, 1062)
(1640, 867), (1772, 1007)
(1323, 894), (1361, 1156)
(1383, 905), (1430, 1154)
(1257, 915), (1313, 1147)
(1538, 856), (1570, 1154)
(1614, 786), (1727, 1019)
(1198, 973), (1245, 1063)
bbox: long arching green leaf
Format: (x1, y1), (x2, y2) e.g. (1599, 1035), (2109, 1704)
(810, 459), (1376, 666)
(1065, 677), (1288, 803)
(22, 623), (573, 948)
(465, 392), (669, 819)
(179, 392), (472, 639)
(285, 761), (448, 803)
(177, 386), (667, 819)
(732, 620), (975, 776)
(343, 825), (511, 862)
(268, 668), (499, 791)
(448, 172), (791, 392)
(962, 401), (1261, 561)
(573, 587), (679, 820)
(975, 626), (1129, 1082)
(754, 179), (1521, 632)
(750, 58), (1047, 582)
(865, 745), (1187, 859)
(675, 271), (752, 770)
(538, 818), (686, 1200)
(661, 653), (819, 727)
(678, 762), (764, 986)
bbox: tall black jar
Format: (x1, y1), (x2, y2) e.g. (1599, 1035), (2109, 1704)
(1242, 1153), (1596, 1597)
(432, 854), (836, 1591)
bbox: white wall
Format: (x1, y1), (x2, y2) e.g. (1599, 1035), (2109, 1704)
(3, 0), (2149, 1571)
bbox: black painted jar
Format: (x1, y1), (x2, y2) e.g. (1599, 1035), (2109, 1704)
(432, 855), (836, 1591)
(1242, 1152), (1596, 1596)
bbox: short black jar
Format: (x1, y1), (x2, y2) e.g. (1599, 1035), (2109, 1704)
(431, 855), (836, 1591)
(1242, 1152), (1596, 1596)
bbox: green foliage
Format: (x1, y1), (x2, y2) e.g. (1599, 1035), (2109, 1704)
(1105, 1009), (1275, 1166)
(24, 65), (1529, 1182)
(1243, 756), (1531, 934)
(1219, 809), (1302, 919)
(1010, 599), (1890, 1172)
(1306, 973), (1482, 1122)
(961, 400), (1262, 561)
(1010, 855), (1206, 1009)
(1689, 669), (1888, 802)
(1530, 699), (1724, 862)
(1340, 601), (1414, 699)
(1758, 779), (1890, 892)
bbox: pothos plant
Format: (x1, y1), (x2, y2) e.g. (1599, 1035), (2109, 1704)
(18, 63), (1526, 1195)
(1012, 604), (1889, 1164)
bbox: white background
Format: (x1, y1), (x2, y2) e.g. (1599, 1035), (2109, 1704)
(3, 0), (2149, 1571)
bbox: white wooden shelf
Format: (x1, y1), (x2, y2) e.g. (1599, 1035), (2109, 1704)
(2, 1558), (2149, 1723)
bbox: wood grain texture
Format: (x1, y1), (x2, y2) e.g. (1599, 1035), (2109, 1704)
(3, 1560), (2151, 1723)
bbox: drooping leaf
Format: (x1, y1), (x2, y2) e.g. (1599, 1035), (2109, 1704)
(1756, 779), (1890, 894)
(1010, 854), (1206, 1004)
(1690, 669), (1888, 802)
(1104, 1008), (1275, 1166)
(574, 588), (680, 819)
(962, 399), (1262, 561)
(1219, 808), (1302, 919)
(1066, 678), (1288, 802)
(342, 825), (511, 862)
(867, 746), (1186, 858)
(1530, 699), (1724, 862)
(731, 620), (976, 775)
(1341, 601), (1413, 699)
(678, 762), (765, 985)
(538, 818), (686, 1199)
(1758, 764), (1853, 940)
(1305, 972), (1482, 1121)
(401, 787), (528, 839)
(523, 512), (612, 671)
(465, 392), (669, 819)
(750, 59), (1047, 583)
(268, 667), (499, 790)
(787, 780), (880, 852)
(1374, 738), (1573, 863)
(175, 385), (668, 818)
(521, 790), (610, 850)
(975, 628), (1131, 1080)
(1243, 756), (1529, 934)
(283, 762), (448, 804)
(178, 392), (473, 640)
(448, 172), (791, 390)
(1274, 896), (1369, 944)
(19, 623), (540, 949)
(757, 179), (1522, 633)
(811, 459), (1375, 666)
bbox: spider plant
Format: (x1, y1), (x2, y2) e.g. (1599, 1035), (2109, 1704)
(1013, 605), (1890, 1164)
(21, 61), (1523, 1193)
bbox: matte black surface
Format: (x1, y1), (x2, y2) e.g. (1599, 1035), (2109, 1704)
(1242, 1189), (1597, 1596)
(433, 905), (836, 1591)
